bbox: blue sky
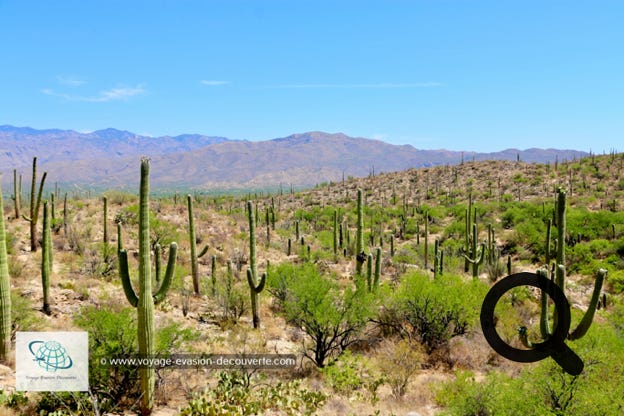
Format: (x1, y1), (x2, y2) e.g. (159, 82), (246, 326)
(1, 1), (622, 152)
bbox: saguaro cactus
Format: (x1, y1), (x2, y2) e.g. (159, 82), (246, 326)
(529, 188), (606, 345)
(211, 254), (217, 296)
(366, 253), (373, 291)
(374, 247), (381, 292)
(103, 196), (108, 243)
(11, 169), (21, 220)
(0, 180), (12, 362)
(22, 157), (47, 252)
(118, 159), (178, 416)
(356, 189), (364, 275)
(424, 212), (429, 270)
(433, 239), (444, 277)
(246, 201), (266, 329)
(187, 195), (209, 295)
(333, 209), (339, 259)
(464, 223), (485, 279)
(41, 201), (52, 315)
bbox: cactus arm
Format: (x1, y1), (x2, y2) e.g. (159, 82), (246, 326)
(568, 269), (607, 340)
(254, 272), (267, 293)
(373, 247), (381, 291)
(366, 253), (373, 291)
(538, 269), (552, 338)
(117, 222), (123, 252)
(197, 245), (210, 258)
(118, 250), (139, 307)
(247, 269), (266, 328)
(33, 172), (48, 228)
(153, 243), (178, 305)
(154, 243), (161, 283)
(464, 242), (485, 265)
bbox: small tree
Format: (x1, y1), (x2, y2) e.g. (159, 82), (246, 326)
(284, 264), (373, 367)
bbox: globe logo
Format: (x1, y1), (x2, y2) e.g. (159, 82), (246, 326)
(28, 340), (74, 372)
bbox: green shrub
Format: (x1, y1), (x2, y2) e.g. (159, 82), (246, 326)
(11, 290), (45, 335)
(609, 270), (624, 294)
(283, 263), (375, 367)
(436, 319), (624, 415)
(179, 371), (327, 416)
(375, 272), (487, 358)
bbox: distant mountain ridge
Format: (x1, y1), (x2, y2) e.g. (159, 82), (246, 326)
(0, 125), (229, 167)
(0, 125), (588, 190)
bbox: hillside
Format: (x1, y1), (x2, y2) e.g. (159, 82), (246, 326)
(1, 152), (622, 415)
(1, 126), (588, 190)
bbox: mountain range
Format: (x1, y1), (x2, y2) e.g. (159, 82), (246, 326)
(0, 125), (588, 191)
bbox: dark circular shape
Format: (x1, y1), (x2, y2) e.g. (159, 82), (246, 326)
(480, 272), (571, 363)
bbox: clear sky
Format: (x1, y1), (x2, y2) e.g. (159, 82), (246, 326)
(1, 1), (622, 152)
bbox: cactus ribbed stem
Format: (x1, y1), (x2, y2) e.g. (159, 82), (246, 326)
(23, 157), (47, 252)
(137, 159), (154, 416)
(247, 201), (266, 328)
(356, 189), (364, 275)
(333, 209), (338, 258)
(12, 169), (20, 220)
(555, 188), (566, 291)
(0, 179), (12, 361)
(464, 223), (484, 279)
(42, 201), (52, 315)
(187, 195), (209, 295)
(424, 212), (429, 270)
(103, 196), (108, 243)
(373, 247), (381, 292)
(211, 255), (217, 296)
(63, 193), (68, 236)
(366, 253), (373, 291)
(117, 159), (177, 416)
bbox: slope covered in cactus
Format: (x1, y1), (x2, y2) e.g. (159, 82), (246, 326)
(0, 152), (623, 415)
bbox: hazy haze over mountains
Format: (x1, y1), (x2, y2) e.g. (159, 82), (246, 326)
(0, 125), (588, 191)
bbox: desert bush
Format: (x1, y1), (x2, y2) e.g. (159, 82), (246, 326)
(179, 371), (326, 416)
(103, 190), (138, 205)
(81, 242), (117, 279)
(608, 269), (624, 294)
(217, 280), (249, 326)
(321, 349), (384, 403)
(374, 272), (487, 360)
(436, 320), (624, 415)
(120, 204), (178, 247)
(376, 338), (423, 398)
(11, 290), (45, 335)
(46, 305), (200, 413)
(283, 263), (375, 367)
